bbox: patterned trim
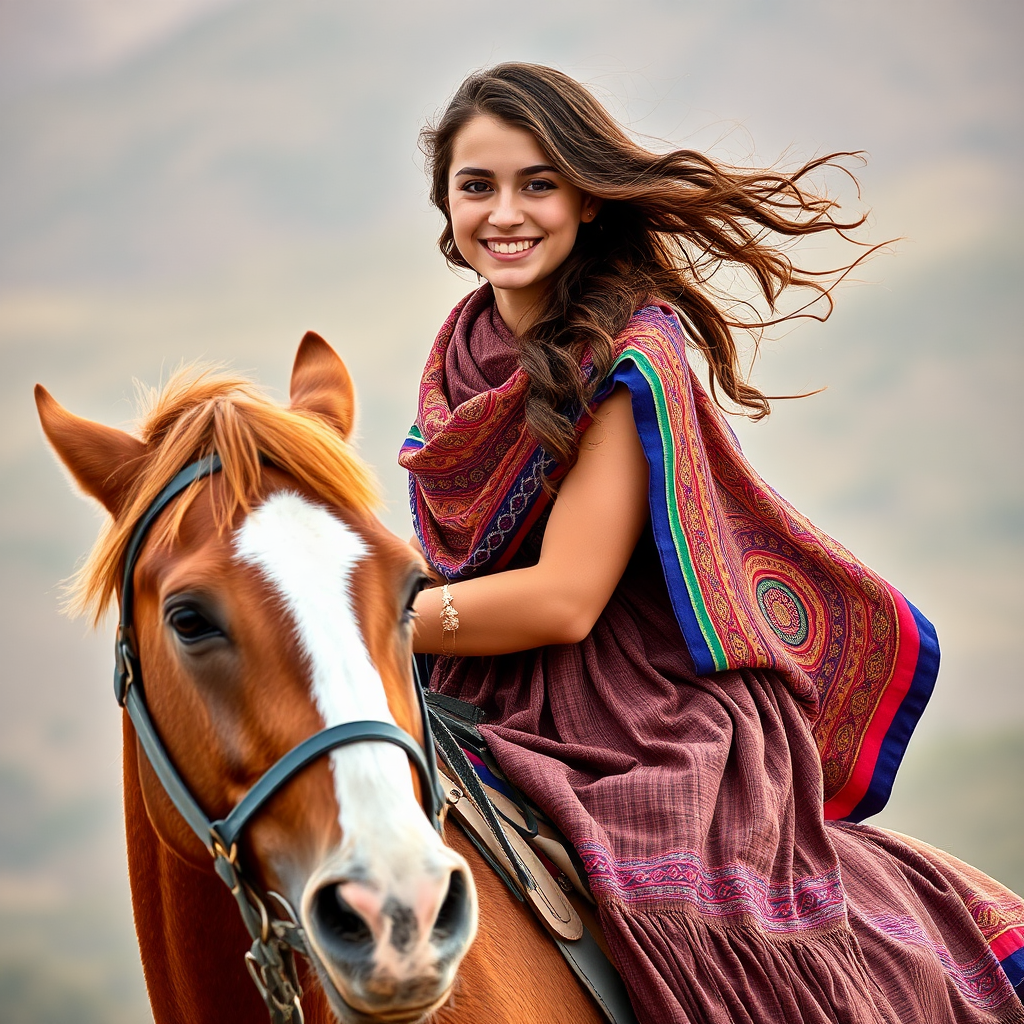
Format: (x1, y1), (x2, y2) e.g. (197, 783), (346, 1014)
(841, 598), (939, 821)
(999, 943), (1024, 990)
(965, 891), (1024, 990)
(578, 841), (847, 933)
(868, 914), (1017, 1011)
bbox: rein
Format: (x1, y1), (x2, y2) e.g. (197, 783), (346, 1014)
(113, 454), (446, 1024)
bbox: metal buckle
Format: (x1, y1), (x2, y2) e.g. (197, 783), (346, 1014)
(245, 945), (305, 1024)
(211, 837), (240, 873)
(114, 632), (136, 706)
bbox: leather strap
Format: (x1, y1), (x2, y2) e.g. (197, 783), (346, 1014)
(555, 930), (639, 1024)
(435, 765), (639, 1024)
(438, 768), (583, 942)
(213, 720), (443, 850)
(125, 680), (215, 847)
(430, 708), (534, 891)
(115, 454), (223, 705)
(425, 695), (638, 1023)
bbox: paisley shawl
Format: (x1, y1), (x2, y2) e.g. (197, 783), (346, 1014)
(399, 292), (940, 823)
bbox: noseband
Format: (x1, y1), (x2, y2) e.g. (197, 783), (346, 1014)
(113, 454), (445, 1024)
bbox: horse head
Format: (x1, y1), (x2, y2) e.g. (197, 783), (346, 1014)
(35, 334), (478, 1022)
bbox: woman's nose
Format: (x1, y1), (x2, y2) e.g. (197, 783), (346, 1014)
(488, 190), (525, 229)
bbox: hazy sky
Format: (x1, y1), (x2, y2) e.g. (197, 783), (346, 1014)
(1, 3), (1019, 1018)
(0, 0), (246, 91)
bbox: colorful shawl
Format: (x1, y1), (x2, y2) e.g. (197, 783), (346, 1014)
(399, 292), (940, 823)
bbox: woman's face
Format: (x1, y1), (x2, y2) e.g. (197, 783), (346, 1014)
(446, 115), (598, 330)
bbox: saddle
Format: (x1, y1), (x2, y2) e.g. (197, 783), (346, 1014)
(424, 690), (638, 1024)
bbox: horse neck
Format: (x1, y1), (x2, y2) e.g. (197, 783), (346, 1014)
(121, 715), (335, 1024)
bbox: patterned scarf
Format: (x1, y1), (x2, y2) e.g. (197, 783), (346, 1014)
(399, 288), (939, 822)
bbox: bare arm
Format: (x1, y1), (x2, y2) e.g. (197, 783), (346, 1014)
(412, 386), (649, 655)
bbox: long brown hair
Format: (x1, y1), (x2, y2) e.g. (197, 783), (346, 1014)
(421, 62), (875, 467)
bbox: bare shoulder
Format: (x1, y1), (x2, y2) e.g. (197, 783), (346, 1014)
(577, 385), (639, 460)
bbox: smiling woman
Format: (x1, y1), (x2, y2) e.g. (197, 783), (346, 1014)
(447, 116), (599, 333)
(400, 63), (1024, 1024)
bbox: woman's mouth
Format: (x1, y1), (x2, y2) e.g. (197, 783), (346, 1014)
(481, 238), (539, 259)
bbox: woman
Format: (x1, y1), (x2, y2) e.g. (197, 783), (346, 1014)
(399, 63), (1024, 1023)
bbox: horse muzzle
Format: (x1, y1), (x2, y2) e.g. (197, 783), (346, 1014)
(301, 849), (477, 1023)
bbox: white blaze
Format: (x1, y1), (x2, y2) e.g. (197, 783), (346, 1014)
(234, 491), (439, 868)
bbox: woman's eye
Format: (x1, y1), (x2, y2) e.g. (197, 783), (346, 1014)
(524, 178), (555, 192)
(168, 606), (223, 644)
(460, 180), (492, 194)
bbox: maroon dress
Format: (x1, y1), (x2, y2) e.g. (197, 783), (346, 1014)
(414, 291), (1024, 1024)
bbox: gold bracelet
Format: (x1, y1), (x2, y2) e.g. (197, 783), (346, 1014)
(440, 583), (460, 657)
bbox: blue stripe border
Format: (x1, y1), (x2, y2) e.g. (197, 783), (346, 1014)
(600, 359), (718, 676)
(1001, 944), (1024, 993)
(848, 600), (940, 822)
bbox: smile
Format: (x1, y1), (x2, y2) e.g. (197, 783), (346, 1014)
(482, 238), (539, 255)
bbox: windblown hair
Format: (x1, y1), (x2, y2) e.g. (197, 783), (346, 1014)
(421, 62), (878, 467)
(70, 366), (379, 624)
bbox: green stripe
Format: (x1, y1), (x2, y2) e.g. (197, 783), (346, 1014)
(613, 348), (728, 669)
(405, 423), (424, 444)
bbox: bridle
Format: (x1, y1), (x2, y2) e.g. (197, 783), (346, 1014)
(113, 453), (446, 1023)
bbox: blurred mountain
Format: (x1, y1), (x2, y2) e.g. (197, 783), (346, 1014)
(874, 729), (1024, 898)
(3, 0), (1021, 288)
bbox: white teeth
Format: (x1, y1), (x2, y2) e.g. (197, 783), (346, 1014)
(487, 239), (536, 254)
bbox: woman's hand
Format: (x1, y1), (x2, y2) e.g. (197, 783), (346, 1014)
(412, 385), (649, 655)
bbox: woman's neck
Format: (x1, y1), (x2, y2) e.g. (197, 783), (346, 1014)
(491, 282), (545, 337)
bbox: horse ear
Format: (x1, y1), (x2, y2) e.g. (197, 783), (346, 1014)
(290, 331), (356, 439)
(35, 385), (146, 516)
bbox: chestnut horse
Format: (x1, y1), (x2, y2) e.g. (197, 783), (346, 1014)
(36, 334), (603, 1024)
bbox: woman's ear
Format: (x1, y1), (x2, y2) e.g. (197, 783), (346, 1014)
(581, 195), (604, 223)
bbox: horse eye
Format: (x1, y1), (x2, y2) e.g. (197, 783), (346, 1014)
(168, 606), (223, 644)
(402, 577), (428, 624)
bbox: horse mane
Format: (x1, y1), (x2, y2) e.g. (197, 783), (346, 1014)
(69, 364), (381, 624)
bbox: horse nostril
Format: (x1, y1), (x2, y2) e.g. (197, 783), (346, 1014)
(432, 868), (470, 943)
(314, 884), (373, 950)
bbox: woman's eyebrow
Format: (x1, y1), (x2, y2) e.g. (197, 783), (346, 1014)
(453, 164), (559, 178)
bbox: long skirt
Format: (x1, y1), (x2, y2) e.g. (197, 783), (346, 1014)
(433, 535), (1024, 1023)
